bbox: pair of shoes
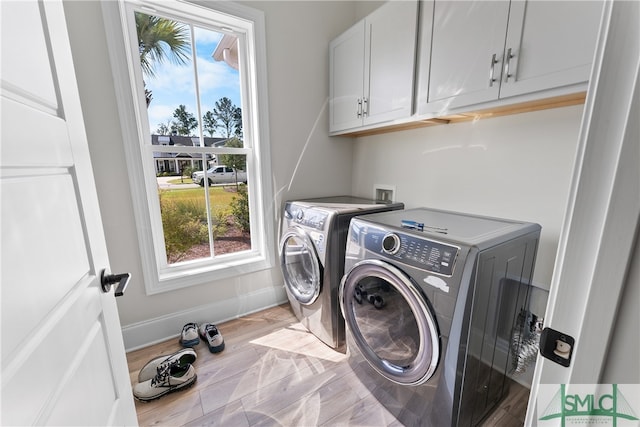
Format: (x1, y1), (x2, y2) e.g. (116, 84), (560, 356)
(199, 323), (225, 353)
(180, 322), (200, 347)
(133, 349), (197, 402)
(367, 293), (385, 309)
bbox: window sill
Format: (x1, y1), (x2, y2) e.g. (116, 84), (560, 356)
(146, 251), (274, 295)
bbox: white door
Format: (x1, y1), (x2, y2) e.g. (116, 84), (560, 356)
(526, 0), (639, 424)
(1, 1), (138, 425)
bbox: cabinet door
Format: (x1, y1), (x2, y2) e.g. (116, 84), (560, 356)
(500, 1), (603, 98)
(424, 1), (510, 113)
(364, 0), (418, 126)
(329, 21), (365, 133)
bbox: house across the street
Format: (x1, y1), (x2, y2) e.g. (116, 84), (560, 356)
(152, 134), (227, 175)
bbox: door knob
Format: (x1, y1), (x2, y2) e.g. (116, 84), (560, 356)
(100, 269), (131, 297)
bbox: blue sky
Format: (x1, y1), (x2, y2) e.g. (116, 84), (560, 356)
(144, 25), (241, 137)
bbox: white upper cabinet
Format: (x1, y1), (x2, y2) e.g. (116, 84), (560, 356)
(500, 1), (603, 98)
(421, 1), (510, 110)
(330, 0), (418, 134)
(417, 0), (603, 116)
(330, 21), (366, 133)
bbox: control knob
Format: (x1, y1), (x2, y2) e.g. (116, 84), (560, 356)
(382, 233), (401, 255)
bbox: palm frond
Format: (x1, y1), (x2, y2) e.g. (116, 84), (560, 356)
(136, 12), (191, 78)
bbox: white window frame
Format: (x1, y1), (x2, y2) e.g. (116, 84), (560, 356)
(102, 0), (274, 294)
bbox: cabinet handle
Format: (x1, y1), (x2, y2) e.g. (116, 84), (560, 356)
(363, 98), (368, 117)
(504, 48), (514, 82)
(357, 99), (362, 118)
(489, 54), (498, 87)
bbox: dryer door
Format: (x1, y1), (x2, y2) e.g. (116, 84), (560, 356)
(280, 227), (322, 305)
(340, 259), (440, 385)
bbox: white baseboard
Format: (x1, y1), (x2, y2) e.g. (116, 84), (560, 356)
(122, 285), (288, 352)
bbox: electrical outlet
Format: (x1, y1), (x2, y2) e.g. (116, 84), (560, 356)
(374, 184), (395, 203)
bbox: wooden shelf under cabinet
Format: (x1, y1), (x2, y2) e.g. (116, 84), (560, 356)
(339, 92), (586, 138)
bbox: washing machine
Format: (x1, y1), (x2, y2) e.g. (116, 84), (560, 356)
(339, 207), (541, 426)
(279, 196), (404, 351)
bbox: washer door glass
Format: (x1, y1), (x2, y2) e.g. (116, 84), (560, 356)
(340, 259), (440, 385)
(280, 229), (321, 305)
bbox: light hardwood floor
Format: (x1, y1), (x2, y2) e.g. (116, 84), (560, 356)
(126, 304), (529, 426)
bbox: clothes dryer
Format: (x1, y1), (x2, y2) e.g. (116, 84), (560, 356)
(340, 207), (540, 426)
(279, 196), (403, 351)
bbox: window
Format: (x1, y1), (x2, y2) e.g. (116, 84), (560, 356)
(110, 0), (274, 294)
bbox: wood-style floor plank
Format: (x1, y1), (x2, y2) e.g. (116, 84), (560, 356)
(127, 304), (529, 426)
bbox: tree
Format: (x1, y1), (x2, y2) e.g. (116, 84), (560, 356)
(233, 106), (243, 138)
(212, 97), (241, 138)
(135, 12), (191, 106)
(202, 111), (218, 137)
(155, 120), (171, 135)
(172, 105), (198, 136)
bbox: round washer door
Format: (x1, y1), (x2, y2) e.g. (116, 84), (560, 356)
(280, 227), (322, 305)
(340, 259), (440, 385)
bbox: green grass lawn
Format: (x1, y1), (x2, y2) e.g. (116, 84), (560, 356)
(159, 186), (237, 215)
(167, 178), (191, 185)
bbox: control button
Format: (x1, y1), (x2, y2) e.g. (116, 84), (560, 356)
(382, 233), (401, 255)
(296, 210), (304, 221)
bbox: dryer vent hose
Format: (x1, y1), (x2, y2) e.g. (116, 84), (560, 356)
(510, 309), (543, 374)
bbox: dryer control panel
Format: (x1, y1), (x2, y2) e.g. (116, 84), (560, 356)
(366, 229), (458, 276)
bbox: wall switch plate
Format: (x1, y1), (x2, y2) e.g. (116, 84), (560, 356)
(374, 184), (395, 203)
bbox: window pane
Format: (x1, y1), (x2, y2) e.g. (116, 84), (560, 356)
(212, 154), (250, 256)
(195, 27), (244, 145)
(135, 12), (197, 138)
(157, 161), (211, 264)
(154, 153), (251, 263)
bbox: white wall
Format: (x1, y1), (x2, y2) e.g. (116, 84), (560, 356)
(351, 105), (585, 290)
(63, 0), (356, 350)
(240, 0), (356, 203)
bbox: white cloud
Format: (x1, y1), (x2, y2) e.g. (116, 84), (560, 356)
(147, 103), (177, 132)
(147, 61), (195, 95)
(196, 56), (240, 95)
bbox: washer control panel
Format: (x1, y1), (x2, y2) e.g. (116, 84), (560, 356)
(286, 206), (328, 231)
(368, 230), (458, 276)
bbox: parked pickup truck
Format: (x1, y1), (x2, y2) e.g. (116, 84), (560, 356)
(192, 165), (247, 186)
